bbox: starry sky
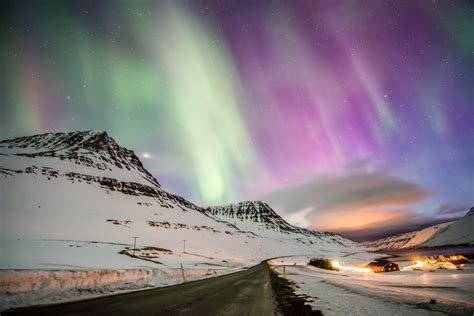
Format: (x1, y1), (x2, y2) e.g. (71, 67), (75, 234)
(2, 0), (473, 240)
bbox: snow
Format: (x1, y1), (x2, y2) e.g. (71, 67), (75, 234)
(0, 154), (370, 266)
(0, 170), (372, 310)
(269, 257), (474, 315)
(1, 172), (250, 260)
(362, 222), (454, 251)
(0, 131), (376, 310)
(0, 153), (156, 188)
(362, 208), (473, 251)
(207, 201), (357, 251)
(207, 201), (300, 238)
(0, 239), (247, 311)
(0, 262), (239, 311)
(0, 239), (251, 271)
(422, 209), (474, 247)
(0, 240), (160, 270)
(1, 269), (153, 295)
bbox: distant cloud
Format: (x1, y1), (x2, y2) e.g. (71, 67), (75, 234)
(339, 216), (454, 241)
(435, 204), (469, 217)
(344, 159), (375, 172)
(261, 169), (435, 241)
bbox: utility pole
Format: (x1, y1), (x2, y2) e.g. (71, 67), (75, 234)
(132, 236), (139, 255)
(182, 240), (187, 253)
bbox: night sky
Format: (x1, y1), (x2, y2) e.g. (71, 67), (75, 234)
(2, 0), (473, 240)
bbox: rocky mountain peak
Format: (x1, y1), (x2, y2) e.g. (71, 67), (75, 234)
(467, 207), (474, 216)
(206, 200), (304, 234)
(205, 199), (343, 242)
(0, 130), (159, 187)
(207, 200), (279, 218)
(1, 130), (99, 149)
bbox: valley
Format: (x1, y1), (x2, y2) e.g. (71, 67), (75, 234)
(1, 131), (472, 314)
(0, 131), (373, 311)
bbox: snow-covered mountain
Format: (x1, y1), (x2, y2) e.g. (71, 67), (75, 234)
(0, 131), (370, 268)
(0, 131), (159, 187)
(206, 201), (350, 245)
(421, 208), (474, 247)
(361, 221), (454, 251)
(362, 208), (473, 251)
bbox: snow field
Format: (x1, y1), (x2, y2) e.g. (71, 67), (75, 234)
(269, 257), (474, 315)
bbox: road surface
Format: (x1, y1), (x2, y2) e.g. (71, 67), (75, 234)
(7, 262), (277, 316)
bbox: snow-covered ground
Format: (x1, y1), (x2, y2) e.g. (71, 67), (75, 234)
(0, 239), (245, 270)
(1, 239), (157, 270)
(269, 256), (474, 315)
(0, 131), (377, 311)
(0, 148), (369, 265)
(0, 239), (245, 311)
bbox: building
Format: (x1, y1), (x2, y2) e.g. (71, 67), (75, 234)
(366, 259), (400, 273)
(447, 255), (470, 266)
(418, 255), (470, 267)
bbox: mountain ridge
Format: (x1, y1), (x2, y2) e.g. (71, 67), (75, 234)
(0, 130), (159, 187)
(361, 221), (454, 251)
(0, 130), (369, 267)
(421, 207), (474, 247)
(206, 200), (348, 245)
(362, 208), (473, 250)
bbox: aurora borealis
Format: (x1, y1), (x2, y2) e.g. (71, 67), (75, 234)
(2, 0), (473, 240)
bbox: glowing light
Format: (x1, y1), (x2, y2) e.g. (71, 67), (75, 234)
(329, 260), (371, 273)
(1, 1), (472, 222)
(133, 2), (259, 203)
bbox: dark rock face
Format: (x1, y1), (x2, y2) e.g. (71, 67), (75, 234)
(207, 201), (296, 233)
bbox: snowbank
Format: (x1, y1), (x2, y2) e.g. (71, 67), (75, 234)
(0, 269), (152, 294)
(0, 267), (234, 311)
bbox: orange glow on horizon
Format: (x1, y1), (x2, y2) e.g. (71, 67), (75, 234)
(308, 208), (411, 232)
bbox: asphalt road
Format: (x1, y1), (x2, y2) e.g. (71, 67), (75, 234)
(7, 262), (277, 316)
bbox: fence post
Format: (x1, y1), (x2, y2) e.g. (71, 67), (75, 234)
(180, 263), (186, 283)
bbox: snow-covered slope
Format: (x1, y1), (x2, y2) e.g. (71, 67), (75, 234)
(0, 131), (370, 268)
(206, 201), (351, 246)
(362, 208), (474, 250)
(361, 221), (454, 251)
(421, 208), (474, 247)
